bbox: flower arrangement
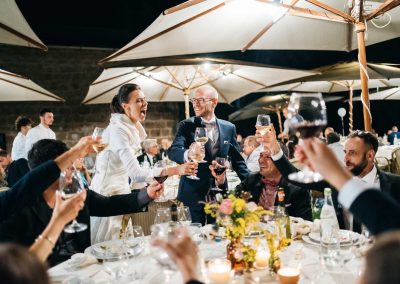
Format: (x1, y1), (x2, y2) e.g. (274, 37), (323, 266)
(204, 193), (269, 240)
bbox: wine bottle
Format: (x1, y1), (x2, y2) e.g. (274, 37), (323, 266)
(277, 189), (292, 245)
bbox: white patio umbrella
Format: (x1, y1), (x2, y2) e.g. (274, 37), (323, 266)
(0, 0), (47, 50)
(99, 0), (400, 130)
(0, 68), (64, 102)
(82, 62), (315, 118)
(354, 87), (400, 101)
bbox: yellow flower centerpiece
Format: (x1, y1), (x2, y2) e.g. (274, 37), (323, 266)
(204, 193), (270, 271)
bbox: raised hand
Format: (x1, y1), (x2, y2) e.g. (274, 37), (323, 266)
(147, 182), (164, 199)
(209, 160), (226, 186)
(255, 124), (281, 154)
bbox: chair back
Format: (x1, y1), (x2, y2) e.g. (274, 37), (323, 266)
(391, 148), (400, 174)
(375, 157), (391, 172)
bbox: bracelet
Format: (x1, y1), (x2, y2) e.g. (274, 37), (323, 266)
(36, 234), (55, 246)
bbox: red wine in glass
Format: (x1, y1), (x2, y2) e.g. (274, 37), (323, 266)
(294, 122), (326, 139)
(154, 176), (168, 184)
(214, 166), (227, 175)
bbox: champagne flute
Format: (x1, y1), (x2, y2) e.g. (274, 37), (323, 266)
(58, 168), (87, 233)
(255, 114), (272, 135)
(287, 93), (327, 183)
(92, 127), (108, 153)
(194, 127), (208, 163)
(187, 142), (203, 180)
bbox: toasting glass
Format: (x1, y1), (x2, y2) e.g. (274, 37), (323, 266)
(287, 93), (327, 183)
(255, 115), (272, 135)
(194, 127), (208, 163)
(92, 127), (108, 153)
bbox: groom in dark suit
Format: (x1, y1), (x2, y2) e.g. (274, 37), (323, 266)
(169, 86), (249, 224)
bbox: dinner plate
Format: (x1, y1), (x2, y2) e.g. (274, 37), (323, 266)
(85, 239), (143, 261)
(302, 233), (364, 247)
(309, 230), (356, 244)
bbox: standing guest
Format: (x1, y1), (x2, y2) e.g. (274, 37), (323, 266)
(159, 138), (171, 160)
(278, 106), (290, 140)
(90, 84), (195, 243)
(388, 125), (400, 145)
(11, 116), (32, 160)
(236, 134), (244, 151)
(242, 135), (262, 172)
(25, 109), (56, 156)
(137, 139), (162, 167)
(169, 86), (249, 224)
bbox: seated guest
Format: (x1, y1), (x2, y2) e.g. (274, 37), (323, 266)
(159, 138), (171, 160)
(0, 139), (164, 266)
(211, 145), (312, 221)
(242, 135), (262, 172)
(0, 136), (97, 222)
(0, 150), (11, 174)
(326, 132), (345, 164)
(11, 116), (33, 160)
(137, 139), (162, 167)
(6, 158), (30, 187)
(388, 125), (400, 145)
(0, 243), (49, 284)
(361, 231), (400, 284)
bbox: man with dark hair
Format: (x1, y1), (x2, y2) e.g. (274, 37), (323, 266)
(0, 139), (163, 266)
(11, 116), (33, 160)
(25, 109), (56, 156)
(212, 144), (312, 221)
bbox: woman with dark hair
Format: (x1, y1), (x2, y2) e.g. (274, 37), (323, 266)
(11, 116), (33, 160)
(91, 84), (196, 243)
(0, 243), (49, 284)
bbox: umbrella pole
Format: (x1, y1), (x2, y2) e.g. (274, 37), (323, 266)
(276, 108), (284, 142)
(349, 86), (353, 132)
(355, 22), (372, 131)
(184, 91), (190, 119)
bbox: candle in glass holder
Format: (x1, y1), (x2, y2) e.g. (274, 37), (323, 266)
(277, 267), (300, 284)
(208, 259), (231, 284)
(255, 250), (270, 269)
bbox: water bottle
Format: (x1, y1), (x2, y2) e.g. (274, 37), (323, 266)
(319, 188), (341, 269)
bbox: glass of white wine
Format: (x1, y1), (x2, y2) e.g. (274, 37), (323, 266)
(194, 127), (208, 163)
(92, 127), (108, 153)
(187, 142), (203, 180)
(58, 168), (87, 233)
(255, 114), (272, 135)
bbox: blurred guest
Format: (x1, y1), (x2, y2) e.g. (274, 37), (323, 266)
(0, 244), (49, 284)
(324, 126), (334, 138)
(242, 135), (262, 172)
(0, 150), (11, 171)
(73, 157), (91, 188)
(388, 125), (400, 145)
(25, 109), (56, 156)
(137, 138), (162, 167)
(159, 138), (171, 160)
(326, 132), (345, 164)
(11, 116), (32, 160)
(5, 158), (29, 187)
(286, 134), (299, 160)
(236, 134), (244, 150)
(278, 106), (290, 140)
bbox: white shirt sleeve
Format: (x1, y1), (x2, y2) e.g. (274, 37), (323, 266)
(25, 128), (37, 156)
(271, 149), (284, 161)
(338, 179), (373, 209)
(11, 133), (27, 160)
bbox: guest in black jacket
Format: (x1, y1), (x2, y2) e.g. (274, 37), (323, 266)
(212, 145), (312, 221)
(0, 139), (163, 266)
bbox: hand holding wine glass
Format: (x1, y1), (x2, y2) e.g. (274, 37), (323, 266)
(58, 168), (88, 233)
(194, 127), (208, 163)
(187, 142), (204, 180)
(92, 127), (108, 153)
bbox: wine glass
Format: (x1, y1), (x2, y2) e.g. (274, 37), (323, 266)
(255, 114), (272, 135)
(287, 93), (327, 183)
(194, 127), (208, 163)
(214, 157), (227, 176)
(92, 127), (108, 153)
(58, 168), (87, 233)
(187, 142), (203, 180)
(177, 206), (192, 226)
(154, 208), (171, 225)
(103, 252), (129, 281)
(123, 225), (145, 256)
(153, 160), (168, 184)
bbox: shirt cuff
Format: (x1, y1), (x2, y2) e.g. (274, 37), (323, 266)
(184, 150), (190, 162)
(271, 149), (283, 161)
(338, 179), (371, 209)
(137, 188), (152, 206)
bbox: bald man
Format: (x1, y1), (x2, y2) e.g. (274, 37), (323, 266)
(169, 86), (249, 224)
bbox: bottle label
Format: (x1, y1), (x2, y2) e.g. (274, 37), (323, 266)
(278, 191), (285, 202)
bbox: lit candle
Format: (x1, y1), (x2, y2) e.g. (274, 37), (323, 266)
(255, 250), (270, 269)
(277, 267), (300, 284)
(208, 259), (231, 284)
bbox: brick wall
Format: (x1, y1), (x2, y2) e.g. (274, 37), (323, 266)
(0, 45), (180, 151)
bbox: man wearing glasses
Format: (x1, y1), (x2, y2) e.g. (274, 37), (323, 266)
(169, 86), (249, 224)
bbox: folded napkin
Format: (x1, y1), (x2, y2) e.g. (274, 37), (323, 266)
(290, 217), (314, 236)
(66, 253), (98, 270)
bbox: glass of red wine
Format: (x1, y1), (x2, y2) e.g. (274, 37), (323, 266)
(214, 157), (227, 176)
(154, 161), (168, 184)
(287, 93), (327, 183)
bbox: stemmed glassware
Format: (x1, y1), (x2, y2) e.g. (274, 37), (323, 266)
(154, 208), (172, 225)
(255, 115), (272, 136)
(187, 142), (204, 180)
(153, 160), (168, 184)
(194, 127), (208, 163)
(177, 206), (192, 226)
(58, 168), (87, 233)
(123, 225), (145, 256)
(92, 127), (108, 153)
(287, 93), (327, 183)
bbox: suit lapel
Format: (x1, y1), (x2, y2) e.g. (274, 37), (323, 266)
(378, 169), (391, 194)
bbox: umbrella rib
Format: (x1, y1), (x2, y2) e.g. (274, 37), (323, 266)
(383, 87), (400, 99)
(164, 0), (208, 14)
(165, 66), (185, 89)
(304, 0), (354, 22)
(136, 70), (183, 91)
(366, 0), (400, 20)
(197, 70), (229, 103)
(0, 77), (63, 101)
(0, 23), (48, 51)
(158, 85), (171, 101)
(378, 79), (392, 87)
(230, 72), (268, 88)
(91, 70), (137, 86)
(99, 2), (225, 64)
(187, 65), (201, 89)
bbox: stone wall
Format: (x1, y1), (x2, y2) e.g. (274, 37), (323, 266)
(0, 45), (181, 151)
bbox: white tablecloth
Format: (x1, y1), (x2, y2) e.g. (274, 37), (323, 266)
(49, 237), (363, 284)
(376, 145), (399, 160)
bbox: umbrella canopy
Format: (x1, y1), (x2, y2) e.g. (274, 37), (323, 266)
(0, 68), (64, 102)
(0, 0), (47, 50)
(354, 87), (400, 100)
(82, 63), (315, 118)
(99, 0), (400, 131)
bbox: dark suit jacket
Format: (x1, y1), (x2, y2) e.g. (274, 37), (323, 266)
(273, 154), (400, 229)
(6, 158), (30, 187)
(350, 189), (400, 235)
(234, 172), (312, 221)
(168, 116), (249, 205)
(136, 153), (162, 166)
(0, 189), (151, 266)
(0, 160), (60, 222)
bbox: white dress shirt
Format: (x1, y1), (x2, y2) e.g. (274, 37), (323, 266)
(25, 124), (56, 156)
(11, 132), (27, 160)
(245, 145), (263, 172)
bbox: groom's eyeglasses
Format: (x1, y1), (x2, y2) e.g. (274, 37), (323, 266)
(189, 98), (213, 104)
